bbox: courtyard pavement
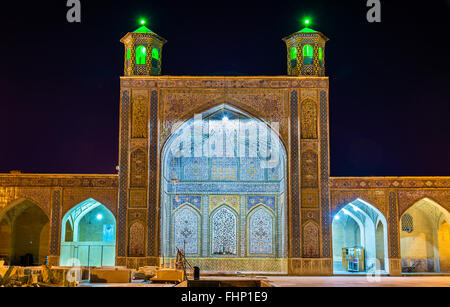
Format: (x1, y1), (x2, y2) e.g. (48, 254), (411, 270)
(265, 276), (450, 287)
(79, 275), (450, 287)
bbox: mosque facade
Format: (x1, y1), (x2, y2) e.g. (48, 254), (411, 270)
(0, 25), (448, 276)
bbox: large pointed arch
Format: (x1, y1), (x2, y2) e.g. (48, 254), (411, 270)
(159, 103), (288, 273)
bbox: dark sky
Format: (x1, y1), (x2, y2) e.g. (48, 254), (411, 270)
(0, 0), (449, 176)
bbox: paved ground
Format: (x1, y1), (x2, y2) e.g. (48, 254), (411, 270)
(78, 280), (174, 287)
(265, 276), (450, 287)
(79, 275), (450, 287)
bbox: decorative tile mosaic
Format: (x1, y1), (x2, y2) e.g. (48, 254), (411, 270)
(173, 205), (200, 255)
(117, 90), (130, 257)
(247, 196), (276, 211)
(211, 206), (238, 256)
(160, 107), (288, 260)
(248, 206), (274, 256)
(172, 195), (202, 211)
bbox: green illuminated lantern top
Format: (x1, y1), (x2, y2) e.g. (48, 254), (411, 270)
(120, 19), (167, 76)
(282, 19), (329, 77)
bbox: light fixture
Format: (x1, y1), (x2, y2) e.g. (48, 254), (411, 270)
(96, 214), (103, 221)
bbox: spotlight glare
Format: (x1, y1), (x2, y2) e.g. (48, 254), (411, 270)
(96, 214), (103, 221)
(302, 17), (312, 27)
(350, 204), (360, 212)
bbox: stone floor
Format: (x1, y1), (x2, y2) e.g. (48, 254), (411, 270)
(78, 280), (174, 287)
(265, 276), (450, 287)
(79, 275), (450, 287)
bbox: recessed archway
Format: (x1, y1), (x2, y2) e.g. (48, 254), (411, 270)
(0, 199), (49, 266)
(59, 198), (116, 267)
(332, 199), (389, 274)
(160, 104), (288, 273)
(400, 198), (450, 273)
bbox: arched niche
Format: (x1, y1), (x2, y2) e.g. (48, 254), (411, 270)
(400, 198), (450, 273)
(0, 199), (49, 266)
(60, 198), (116, 267)
(172, 204), (201, 256)
(332, 198), (389, 274)
(247, 205), (275, 257)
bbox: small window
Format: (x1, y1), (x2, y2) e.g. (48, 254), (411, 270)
(136, 46), (146, 65)
(152, 48), (159, 60)
(290, 47), (297, 68)
(401, 213), (413, 232)
(127, 48), (131, 60)
(318, 47), (323, 63)
(303, 45), (313, 65)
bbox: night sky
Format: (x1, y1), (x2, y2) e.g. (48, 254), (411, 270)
(0, 0), (449, 176)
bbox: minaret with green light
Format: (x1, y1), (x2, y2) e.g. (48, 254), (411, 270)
(120, 18), (167, 76)
(282, 18), (329, 76)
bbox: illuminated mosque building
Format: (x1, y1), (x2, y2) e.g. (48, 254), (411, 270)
(0, 22), (449, 276)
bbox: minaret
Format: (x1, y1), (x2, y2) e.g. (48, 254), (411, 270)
(282, 19), (329, 76)
(120, 19), (167, 76)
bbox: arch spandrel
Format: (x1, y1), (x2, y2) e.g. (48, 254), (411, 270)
(61, 190), (118, 218)
(159, 103), (288, 271)
(1, 188), (53, 217)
